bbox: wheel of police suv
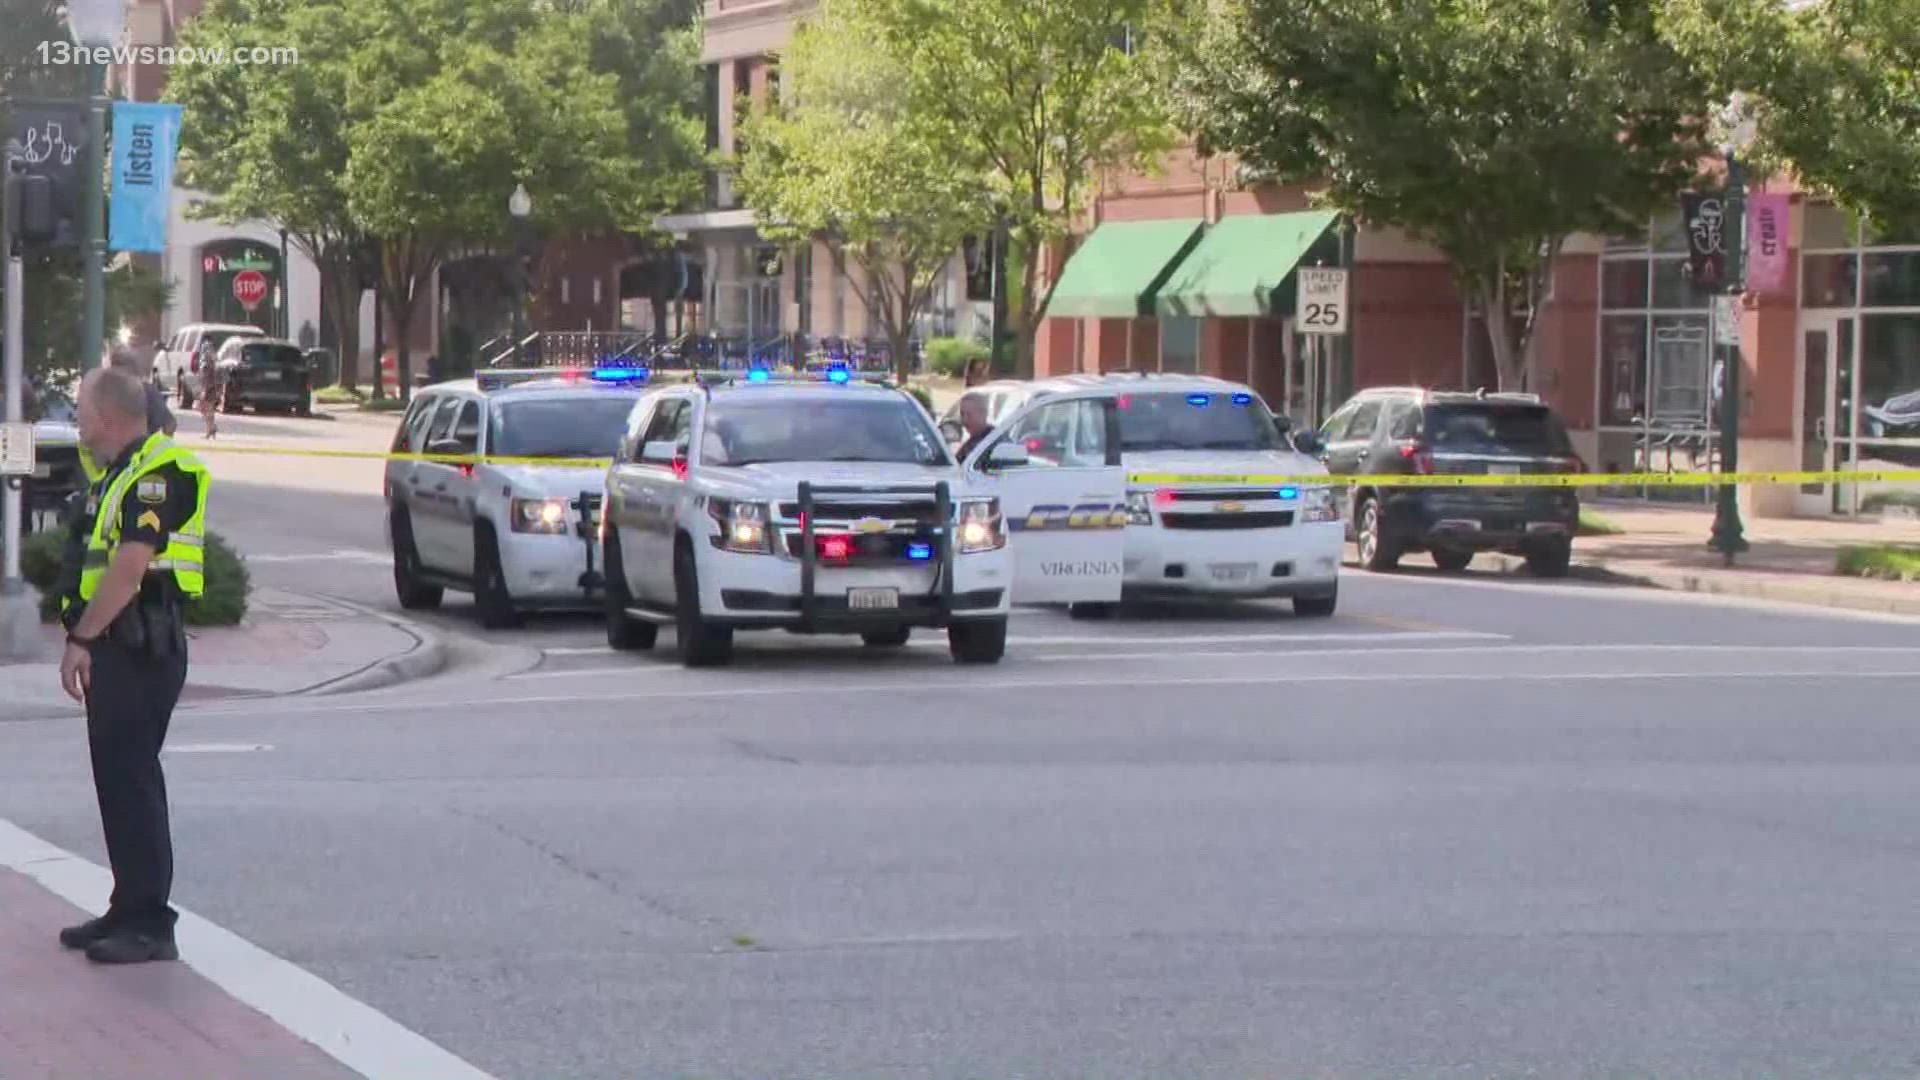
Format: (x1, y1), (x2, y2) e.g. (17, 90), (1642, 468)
(601, 528), (657, 651)
(673, 540), (733, 667)
(472, 527), (521, 630)
(947, 617), (1007, 664)
(390, 512), (443, 611)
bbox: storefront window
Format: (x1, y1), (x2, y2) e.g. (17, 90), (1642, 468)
(1601, 260), (1648, 308)
(1160, 317), (1200, 374)
(1803, 253), (1859, 309)
(1652, 209), (1690, 254)
(1599, 316), (1647, 426)
(1863, 252), (1920, 308)
(1649, 315), (1711, 423)
(1650, 258), (1710, 309)
(1859, 314), (1920, 441)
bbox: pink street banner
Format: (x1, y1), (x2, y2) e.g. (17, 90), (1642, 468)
(1746, 193), (1791, 295)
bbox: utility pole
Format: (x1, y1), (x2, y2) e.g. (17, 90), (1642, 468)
(1, 140), (43, 657)
(78, 59), (108, 372)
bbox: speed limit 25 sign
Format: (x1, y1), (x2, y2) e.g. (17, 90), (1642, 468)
(1297, 267), (1349, 335)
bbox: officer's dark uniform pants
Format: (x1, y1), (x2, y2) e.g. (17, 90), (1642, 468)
(85, 639), (189, 936)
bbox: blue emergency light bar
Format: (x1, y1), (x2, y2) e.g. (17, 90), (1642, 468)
(1187, 393), (1210, 407)
(906, 542), (933, 560)
(1278, 486), (1299, 500)
(1232, 392), (1254, 405)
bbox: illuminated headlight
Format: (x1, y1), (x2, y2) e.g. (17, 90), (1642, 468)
(510, 497), (570, 534)
(1302, 487), (1340, 523)
(1125, 491), (1154, 526)
(707, 498), (773, 554)
(957, 498), (1005, 553)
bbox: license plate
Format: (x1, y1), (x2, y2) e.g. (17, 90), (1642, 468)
(1209, 562), (1256, 583)
(261, 370), (283, 381)
(847, 587), (899, 610)
(1488, 464), (1522, 475)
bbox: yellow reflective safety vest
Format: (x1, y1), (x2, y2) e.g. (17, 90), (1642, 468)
(77, 443), (104, 483)
(71, 433), (210, 608)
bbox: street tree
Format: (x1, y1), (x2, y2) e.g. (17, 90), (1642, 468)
(339, 0), (653, 402)
(169, 0), (377, 392)
(1177, 0), (1709, 391)
(850, 0), (1175, 378)
(735, 1), (997, 383)
(1665, 0), (1920, 235)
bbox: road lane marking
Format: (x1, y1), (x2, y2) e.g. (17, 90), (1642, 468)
(164, 742), (274, 753)
(539, 629), (1506, 660)
(1027, 643), (1920, 663)
(0, 819), (499, 1080)
(192, 666), (1920, 719)
(245, 548), (391, 565)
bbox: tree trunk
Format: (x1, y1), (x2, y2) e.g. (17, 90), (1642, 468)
(1009, 233), (1039, 379)
(317, 256), (360, 392)
(369, 279), (386, 401)
(384, 280), (416, 406)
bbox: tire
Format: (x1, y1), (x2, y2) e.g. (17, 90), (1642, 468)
(178, 385), (195, 410)
(1431, 548), (1473, 572)
(673, 539), (733, 667)
(473, 527), (521, 630)
(1067, 601), (1117, 621)
(1293, 589), (1338, 618)
(1356, 496), (1400, 571)
(391, 512), (443, 611)
(861, 627), (912, 648)
(1525, 537), (1573, 578)
(602, 529), (657, 651)
(948, 617), (1008, 664)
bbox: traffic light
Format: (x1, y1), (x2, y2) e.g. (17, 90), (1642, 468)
(15, 175), (56, 245)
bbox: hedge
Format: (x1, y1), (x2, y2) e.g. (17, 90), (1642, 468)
(925, 337), (990, 378)
(23, 527), (250, 626)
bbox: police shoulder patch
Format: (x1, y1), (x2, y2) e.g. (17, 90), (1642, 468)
(136, 478), (168, 504)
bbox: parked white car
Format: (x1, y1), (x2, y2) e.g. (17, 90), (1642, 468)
(153, 322), (265, 405)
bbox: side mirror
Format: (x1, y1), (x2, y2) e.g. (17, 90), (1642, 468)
(640, 440), (678, 465)
(985, 442), (1030, 469)
(1291, 431), (1327, 456)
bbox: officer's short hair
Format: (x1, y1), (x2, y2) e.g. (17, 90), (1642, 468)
(86, 368), (150, 423)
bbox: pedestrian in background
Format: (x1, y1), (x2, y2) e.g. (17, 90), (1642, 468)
(198, 349), (224, 439)
(55, 367), (211, 965)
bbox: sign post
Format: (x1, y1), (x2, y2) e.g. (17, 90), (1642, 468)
(0, 141), (41, 656)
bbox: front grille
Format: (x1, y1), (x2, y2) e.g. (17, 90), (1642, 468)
(1161, 511), (1295, 530)
(1166, 489), (1289, 502)
(777, 499), (942, 524)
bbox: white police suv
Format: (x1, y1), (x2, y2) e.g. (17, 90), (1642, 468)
(944, 373), (1343, 616)
(384, 366), (654, 628)
(599, 370), (1132, 666)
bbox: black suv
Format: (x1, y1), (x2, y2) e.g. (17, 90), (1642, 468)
(1318, 388), (1583, 576)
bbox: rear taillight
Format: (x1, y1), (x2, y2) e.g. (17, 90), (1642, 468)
(1397, 442), (1434, 475)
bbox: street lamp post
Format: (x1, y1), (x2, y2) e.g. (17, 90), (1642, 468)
(1709, 93), (1758, 566)
(65, 0), (124, 375)
(508, 183), (532, 366)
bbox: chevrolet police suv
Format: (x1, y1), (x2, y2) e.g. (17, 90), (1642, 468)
(946, 374), (1344, 617)
(599, 371), (1134, 667)
(384, 367), (652, 627)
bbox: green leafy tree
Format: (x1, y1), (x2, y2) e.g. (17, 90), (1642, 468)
(848, 0), (1175, 378)
(170, 0), (377, 392)
(736, 3), (996, 383)
(1178, 0), (1709, 390)
(1666, 0), (1920, 234)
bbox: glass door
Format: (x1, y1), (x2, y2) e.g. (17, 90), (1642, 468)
(1797, 312), (1857, 515)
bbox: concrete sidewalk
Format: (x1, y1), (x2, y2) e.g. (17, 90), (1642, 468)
(1484, 501), (1920, 616)
(0, 587), (444, 720)
(0, 866), (363, 1080)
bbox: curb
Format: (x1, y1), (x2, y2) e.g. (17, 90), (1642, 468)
(280, 593), (450, 696)
(1483, 551), (1920, 617)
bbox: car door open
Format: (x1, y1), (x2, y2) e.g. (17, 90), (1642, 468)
(965, 394), (1125, 606)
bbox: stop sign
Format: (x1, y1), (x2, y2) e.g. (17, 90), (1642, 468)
(232, 270), (269, 311)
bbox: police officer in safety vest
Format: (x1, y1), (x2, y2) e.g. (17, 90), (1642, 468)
(54, 367), (209, 965)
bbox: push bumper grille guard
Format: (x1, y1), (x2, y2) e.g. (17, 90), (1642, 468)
(573, 492), (604, 593)
(796, 481), (955, 626)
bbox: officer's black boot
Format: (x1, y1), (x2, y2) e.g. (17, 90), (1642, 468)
(85, 929), (179, 965)
(57, 914), (117, 950)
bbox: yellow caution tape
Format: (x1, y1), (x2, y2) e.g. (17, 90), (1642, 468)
(1126, 469), (1920, 489)
(177, 444), (1920, 489)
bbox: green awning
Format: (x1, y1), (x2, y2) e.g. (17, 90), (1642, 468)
(1151, 210), (1340, 318)
(1046, 218), (1205, 318)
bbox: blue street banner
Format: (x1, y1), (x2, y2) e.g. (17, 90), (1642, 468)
(108, 102), (184, 253)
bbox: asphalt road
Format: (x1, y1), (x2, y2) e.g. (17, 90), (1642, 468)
(8, 404), (1920, 1078)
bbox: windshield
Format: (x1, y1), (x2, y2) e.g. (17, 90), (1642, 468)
(702, 396), (949, 466)
(489, 397), (638, 458)
(1423, 404), (1574, 455)
(1117, 391), (1282, 451)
